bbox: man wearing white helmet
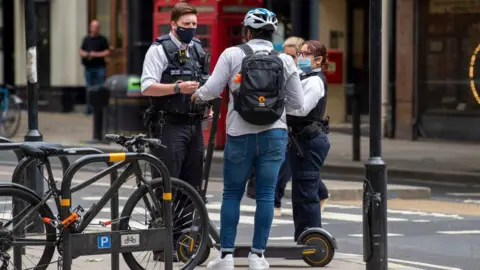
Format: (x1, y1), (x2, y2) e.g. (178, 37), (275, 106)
(192, 8), (304, 270)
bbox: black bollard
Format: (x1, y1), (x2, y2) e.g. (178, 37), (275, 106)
(23, 0), (44, 232)
(363, 0), (388, 269)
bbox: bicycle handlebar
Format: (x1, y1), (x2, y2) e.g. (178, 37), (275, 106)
(105, 134), (166, 149)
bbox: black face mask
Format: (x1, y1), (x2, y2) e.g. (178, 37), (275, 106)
(175, 26), (196, 44)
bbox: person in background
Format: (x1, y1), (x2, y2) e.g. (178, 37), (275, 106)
(274, 36), (305, 217)
(287, 40), (330, 242)
(80, 20), (110, 115)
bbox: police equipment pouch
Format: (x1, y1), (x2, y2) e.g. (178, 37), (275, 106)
(321, 116), (330, 134)
(177, 48), (188, 65)
(143, 107), (156, 129)
(288, 130), (304, 158)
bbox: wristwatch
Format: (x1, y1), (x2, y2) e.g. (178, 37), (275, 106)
(174, 82), (181, 94)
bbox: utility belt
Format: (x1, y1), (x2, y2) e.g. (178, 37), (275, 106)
(288, 118), (330, 158)
(143, 107), (203, 133)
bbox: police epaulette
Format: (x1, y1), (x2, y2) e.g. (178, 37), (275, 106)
(192, 37), (202, 45)
(154, 35), (171, 44)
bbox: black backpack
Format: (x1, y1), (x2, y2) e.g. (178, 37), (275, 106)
(233, 44), (285, 125)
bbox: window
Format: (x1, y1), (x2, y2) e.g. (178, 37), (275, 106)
(115, 0), (123, 48)
(95, 0), (111, 38)
(0, 0), (3, 50)
(418, 0), (480, 114)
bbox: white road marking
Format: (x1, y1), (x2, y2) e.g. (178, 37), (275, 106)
(269, 236), (294, 241)
(82, 196), (130, 201)
(348, 233), (404, 237)
(446, 192), (480, 197)
(388, 258), (462, 270)
(437, 230), (480, 235)
(207, 212), (288, 225)
(412, 219), (430, 223)
(463, 199), (480, 204)
(387, 209), (463, 220)
(206, 203), (408, 222)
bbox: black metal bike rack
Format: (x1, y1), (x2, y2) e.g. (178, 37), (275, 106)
(10, 147), (122, 270)
(59, 152), (174, 270)
(0, 140), (122, 270)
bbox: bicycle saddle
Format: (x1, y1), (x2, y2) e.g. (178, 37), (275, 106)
(19, 142), (65, 159)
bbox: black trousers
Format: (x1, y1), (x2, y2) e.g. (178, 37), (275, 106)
(150, 120), (204, 189)
(149, 120), (204, 244)
(289, 132), (330, 241)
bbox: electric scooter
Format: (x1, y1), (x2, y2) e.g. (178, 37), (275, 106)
(177, 98), (338, 267)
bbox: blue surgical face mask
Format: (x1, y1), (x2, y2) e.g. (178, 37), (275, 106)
(297, 57), (312, 73)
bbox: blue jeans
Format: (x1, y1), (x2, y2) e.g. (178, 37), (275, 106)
(84, 67), (106, 113)
(289, 132), (330, 241)
(221, 128), (288, 253)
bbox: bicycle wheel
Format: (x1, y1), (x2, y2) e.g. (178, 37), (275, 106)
(0, 185), (57, 269)
(120, 177), (210, 270)
(0, 95), (21, 138)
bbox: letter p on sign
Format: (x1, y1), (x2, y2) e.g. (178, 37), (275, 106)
(97, 235), (111, 249)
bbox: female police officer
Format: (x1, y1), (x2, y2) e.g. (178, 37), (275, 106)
(286, 40), (330, 242)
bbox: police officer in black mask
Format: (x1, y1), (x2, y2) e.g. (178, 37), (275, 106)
(140, 2), (209, 260)
(141, 1), (208, 188)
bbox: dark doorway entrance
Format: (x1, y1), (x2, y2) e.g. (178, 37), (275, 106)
(346, 0), (369, 115)
(1, 0), (15, 85)
(34, 0), (51, 89)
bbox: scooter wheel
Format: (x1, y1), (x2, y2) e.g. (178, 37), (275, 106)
(300, 232), (335, 267)
(177, 234), (211, 265)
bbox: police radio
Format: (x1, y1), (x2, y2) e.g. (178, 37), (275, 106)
(177, 48), (189, 65)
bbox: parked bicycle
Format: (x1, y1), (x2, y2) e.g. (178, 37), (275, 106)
(0, 134), (208, 270)
(0, 84), (22, 138)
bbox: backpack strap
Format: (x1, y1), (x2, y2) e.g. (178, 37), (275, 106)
(270, 49), (280, 55)
(237, 44), (254, 56)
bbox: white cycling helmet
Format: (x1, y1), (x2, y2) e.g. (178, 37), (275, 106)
(243, 8), (278, 32)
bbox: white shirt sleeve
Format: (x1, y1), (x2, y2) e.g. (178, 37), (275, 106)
(287, 76), (325, 117)
(141, 45), (169, 93)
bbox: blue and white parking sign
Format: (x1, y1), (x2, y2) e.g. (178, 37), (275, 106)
(97, 235), (111, 249)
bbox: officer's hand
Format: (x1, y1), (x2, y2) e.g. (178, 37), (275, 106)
(179, 81), (200, 94)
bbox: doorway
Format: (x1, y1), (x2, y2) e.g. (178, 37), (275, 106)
(34, 0), (51, 89)
(346, 0), (369, 115)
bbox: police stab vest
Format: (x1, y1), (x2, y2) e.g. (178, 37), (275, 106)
(287, 70), (328, 130)
(149, 35), (206, 115)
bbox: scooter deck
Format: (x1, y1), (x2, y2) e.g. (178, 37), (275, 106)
(213, 243), (305, 259)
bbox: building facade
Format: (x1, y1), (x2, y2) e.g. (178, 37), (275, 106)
(2, 0), (480, 141)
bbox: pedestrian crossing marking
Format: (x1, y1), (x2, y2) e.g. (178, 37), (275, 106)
(348, 233), (404, 238)
(207, 212), (293, 225)
(437, 230), (480, 235)
(205, 203), (409, 223)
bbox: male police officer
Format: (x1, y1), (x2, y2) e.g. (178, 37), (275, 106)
(141, 2), (208, 189)
(140, 2), (209, 261)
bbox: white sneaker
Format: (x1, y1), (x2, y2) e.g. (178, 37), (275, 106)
(248, 252), (269, 270)
(206, 252), (234, 269)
